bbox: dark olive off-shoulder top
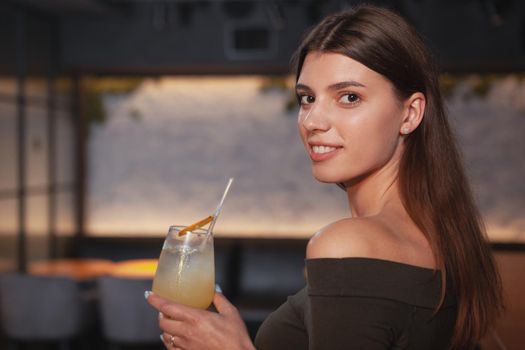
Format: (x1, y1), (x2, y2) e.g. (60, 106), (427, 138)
(255, 258), (457, 350)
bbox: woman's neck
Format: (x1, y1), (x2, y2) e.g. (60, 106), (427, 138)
(345, 160), (403, 218)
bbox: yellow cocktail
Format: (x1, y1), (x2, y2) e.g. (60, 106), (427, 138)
(152, 226), (215, 309)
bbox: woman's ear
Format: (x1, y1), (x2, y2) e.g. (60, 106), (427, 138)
(399, 92), (425, 135)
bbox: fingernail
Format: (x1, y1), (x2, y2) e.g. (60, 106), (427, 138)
(160, 334), (164, 343)
(158, 312), (163, 319)
(215, 284), (222, 293)
(144, 291), (152, 299)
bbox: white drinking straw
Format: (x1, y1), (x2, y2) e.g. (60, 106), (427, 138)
(206, 177), (234, 237)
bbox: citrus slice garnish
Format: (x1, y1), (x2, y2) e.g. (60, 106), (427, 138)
(177, 215), (213, 237)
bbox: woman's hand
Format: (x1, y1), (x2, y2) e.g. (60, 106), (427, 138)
(146, 290), (255, 350)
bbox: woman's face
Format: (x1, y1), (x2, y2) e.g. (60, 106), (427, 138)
(296, 52), (406, 185)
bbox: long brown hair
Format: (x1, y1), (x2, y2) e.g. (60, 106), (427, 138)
(292, 4), (503, 349)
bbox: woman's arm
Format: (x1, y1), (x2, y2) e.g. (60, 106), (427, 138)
(146, 290), (256, 350)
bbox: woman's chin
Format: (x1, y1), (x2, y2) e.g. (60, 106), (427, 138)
(311, 170), (347, 184)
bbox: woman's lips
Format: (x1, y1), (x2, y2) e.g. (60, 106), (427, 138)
(309, 144), (342, 162)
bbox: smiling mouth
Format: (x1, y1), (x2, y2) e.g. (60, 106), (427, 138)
(311, 145), (341, 154)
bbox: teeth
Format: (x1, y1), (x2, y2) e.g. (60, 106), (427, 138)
(312, 145), (337, 154)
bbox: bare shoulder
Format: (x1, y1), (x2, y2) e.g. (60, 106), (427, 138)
(306, 216), (437, 269)
(306, 217), (396, 259)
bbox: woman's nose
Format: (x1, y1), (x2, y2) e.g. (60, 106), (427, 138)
(299, 102), (330, 132)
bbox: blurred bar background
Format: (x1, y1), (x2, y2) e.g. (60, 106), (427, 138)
(0, 0), (524, 349)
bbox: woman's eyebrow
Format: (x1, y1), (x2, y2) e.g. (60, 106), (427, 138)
(327, 80), (366, 91)
(295, 80), (366, 93)
(295, 83), (312, 92)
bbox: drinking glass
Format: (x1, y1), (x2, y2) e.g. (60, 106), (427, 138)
(152, 225), (215, 309)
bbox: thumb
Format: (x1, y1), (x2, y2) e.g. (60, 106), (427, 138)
(213, 289), (237, 316)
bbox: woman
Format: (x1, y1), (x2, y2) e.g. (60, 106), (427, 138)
(146, 4), (503, 350)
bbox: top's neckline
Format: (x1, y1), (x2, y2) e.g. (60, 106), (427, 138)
(305, 257), (456, 308)
(306, 256), (439, 272)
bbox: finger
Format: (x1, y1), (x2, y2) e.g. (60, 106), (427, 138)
(161, 332), (184, 349)
(146, 291), (167, 311)
(160, 333), (171, 349)
(159, 316), (189, 338)
(213, 291), (238, 316)
(160, 333), (169, 348)
(147, 292), (195, 322)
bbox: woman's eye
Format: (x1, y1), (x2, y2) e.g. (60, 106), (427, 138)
(339, 93), (360, 105)
(299, 95), (315, 105)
